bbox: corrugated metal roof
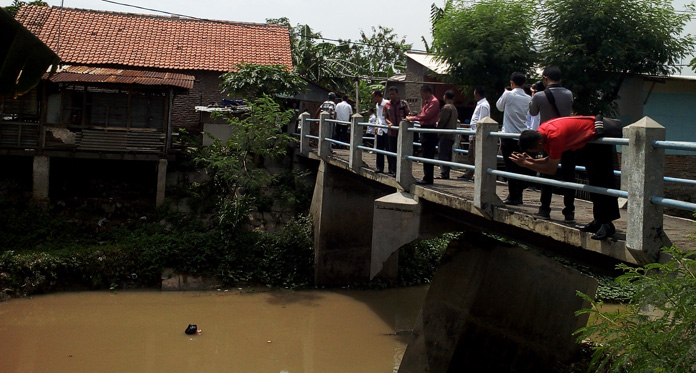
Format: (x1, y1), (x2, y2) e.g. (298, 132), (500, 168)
(46, 65), (195, 89)
(406, 52), (450, 75)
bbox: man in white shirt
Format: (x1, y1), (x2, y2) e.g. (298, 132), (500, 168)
(496, 72), (532, 205)
(459, 86), (489, 179)
(334, 95), (353, 145)
(371, 90), (389, 173)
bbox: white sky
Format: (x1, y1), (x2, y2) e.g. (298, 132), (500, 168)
(3, 0), (695, 75)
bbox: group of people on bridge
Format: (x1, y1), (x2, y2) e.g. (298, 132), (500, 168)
(314, 66), (620, 241)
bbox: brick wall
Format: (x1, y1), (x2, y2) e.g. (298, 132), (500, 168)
(171, 71), (226, 135)
(664, 154), (696, 206)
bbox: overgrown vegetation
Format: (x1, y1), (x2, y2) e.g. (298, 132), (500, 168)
(0, 201), (316, 300)
(576, 245), (696, 371)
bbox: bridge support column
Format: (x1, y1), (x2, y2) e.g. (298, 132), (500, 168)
(473, 118), (502, 216)
(399, 232), (597, 372)
(299, 112), (310, 156)
(349, 113), (363, 172)
(370, 191), (421, 279)
(623, 117), (671, 262)
(311, 161), (392, 285)
(32, 155), (50, 202)
(156, 159), (167, 207)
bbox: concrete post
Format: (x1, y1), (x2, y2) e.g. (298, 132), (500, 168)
(32, 155), (50, 202)
(156, 159), (168, 207)
(318, 111), (331, 158)
(370, 191), (421, 279)
(349, 113), (363, 172)
(623, 117), (671, 262)
(473, 117), (502, 216)
(397, 120), (415, 191)
(299, 112), (310, 156)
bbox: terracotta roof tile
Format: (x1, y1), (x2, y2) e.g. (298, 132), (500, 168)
(15, 5), (293, 73)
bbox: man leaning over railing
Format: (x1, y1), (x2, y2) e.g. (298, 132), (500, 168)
(510, 116), (621, 240)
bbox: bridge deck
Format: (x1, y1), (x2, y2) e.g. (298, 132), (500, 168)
(310, 148), (695, 265)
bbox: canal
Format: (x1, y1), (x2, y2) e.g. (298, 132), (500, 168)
(0, 286), (428, 372)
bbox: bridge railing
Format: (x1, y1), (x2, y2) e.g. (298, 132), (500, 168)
(298, 112), (695, 260)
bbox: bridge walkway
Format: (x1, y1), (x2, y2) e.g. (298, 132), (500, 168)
(311, 147), (695, 265)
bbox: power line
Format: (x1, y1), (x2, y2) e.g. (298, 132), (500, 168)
(98, 0), (420, 51)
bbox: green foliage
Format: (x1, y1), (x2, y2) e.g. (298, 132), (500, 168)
(432, 0), (537, 96)
(397, 233), (454, 287)
(575, 246), (696, 371)
(0, 206), (316, 300)
(220, 63), (307, 100)
(351, 26), (412, 78)
(540, 0), (695, 115)
(3, 0), (47, 17)
(193, 95), (296, 228)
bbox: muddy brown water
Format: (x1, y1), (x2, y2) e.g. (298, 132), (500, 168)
(0, 286), (427, 373)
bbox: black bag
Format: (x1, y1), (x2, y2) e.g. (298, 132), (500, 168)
(185, 324), (198, 335)
(594, 115), (623, 138)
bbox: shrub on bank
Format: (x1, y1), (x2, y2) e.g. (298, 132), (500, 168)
(0, 202), (316, 300)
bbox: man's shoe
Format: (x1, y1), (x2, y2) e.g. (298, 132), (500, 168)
(576, 220), (601, 233)
(416, 179), (433, 185)
(503, 198), (523, 205)
(564, 213), (575, 223)
(534, 210), (551, 219)
(375, 169), (384, 174)
(591, 223), (616, 240)
(435, 175), (449, 180)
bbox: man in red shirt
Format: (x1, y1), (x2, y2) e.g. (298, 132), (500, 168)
(406, 85), (441, 185)
(510, 116), (620, 240)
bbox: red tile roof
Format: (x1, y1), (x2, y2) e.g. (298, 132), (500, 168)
(15, 5), (293, 73)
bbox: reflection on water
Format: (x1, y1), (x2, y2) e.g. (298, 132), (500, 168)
(0, 286), (427, 373)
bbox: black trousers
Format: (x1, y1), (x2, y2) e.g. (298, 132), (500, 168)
(540, 149), (577, 215)
(420, 130), (438, 182)
(386, 135), (398, 173)
(578, 143), (620, 223)
(501, 138), (534, 201)
(438, 138), (454, 178)
(375, 132), (388, 172)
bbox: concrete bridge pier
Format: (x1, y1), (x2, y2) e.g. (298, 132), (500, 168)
(370, 191), (421, 279)
(311, 161), (393, 285)
(399, 232), (598, 372)
(32, 155), (50, 203)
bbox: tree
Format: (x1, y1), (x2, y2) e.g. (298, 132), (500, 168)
(268, 19), (411, 107)
(3, 0), (47, 16)
(575, 245), (696, 371)
(194, 95), (296, 230)
(431, 0), (537, 96)
(350, 26), (412, 78)
(220, 63), (307, 101)
(540, 0), (695, 115)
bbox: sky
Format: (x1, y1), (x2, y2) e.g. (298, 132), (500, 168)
(3, 0), (695, 75)
(1, 0), (443, 51)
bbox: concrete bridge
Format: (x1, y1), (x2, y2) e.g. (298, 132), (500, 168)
(293, 112), (696, 370)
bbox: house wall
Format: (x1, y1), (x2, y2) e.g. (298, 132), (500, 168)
(171, 71), (225, 134)
(617, 76), (696, 209)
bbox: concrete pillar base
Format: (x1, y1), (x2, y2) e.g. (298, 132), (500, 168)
(371, 191), (420, 279)
(32, 155), (50, 203)
(156, 159), (168, 207)
(399, 232), (598, 372)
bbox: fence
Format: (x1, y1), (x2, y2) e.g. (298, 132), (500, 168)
(296, 112), (695, 260)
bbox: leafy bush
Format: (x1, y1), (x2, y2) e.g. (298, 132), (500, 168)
(575, 246), (696, 372)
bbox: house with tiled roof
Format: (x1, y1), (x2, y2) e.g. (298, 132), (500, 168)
(2, 5), (292, 207)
